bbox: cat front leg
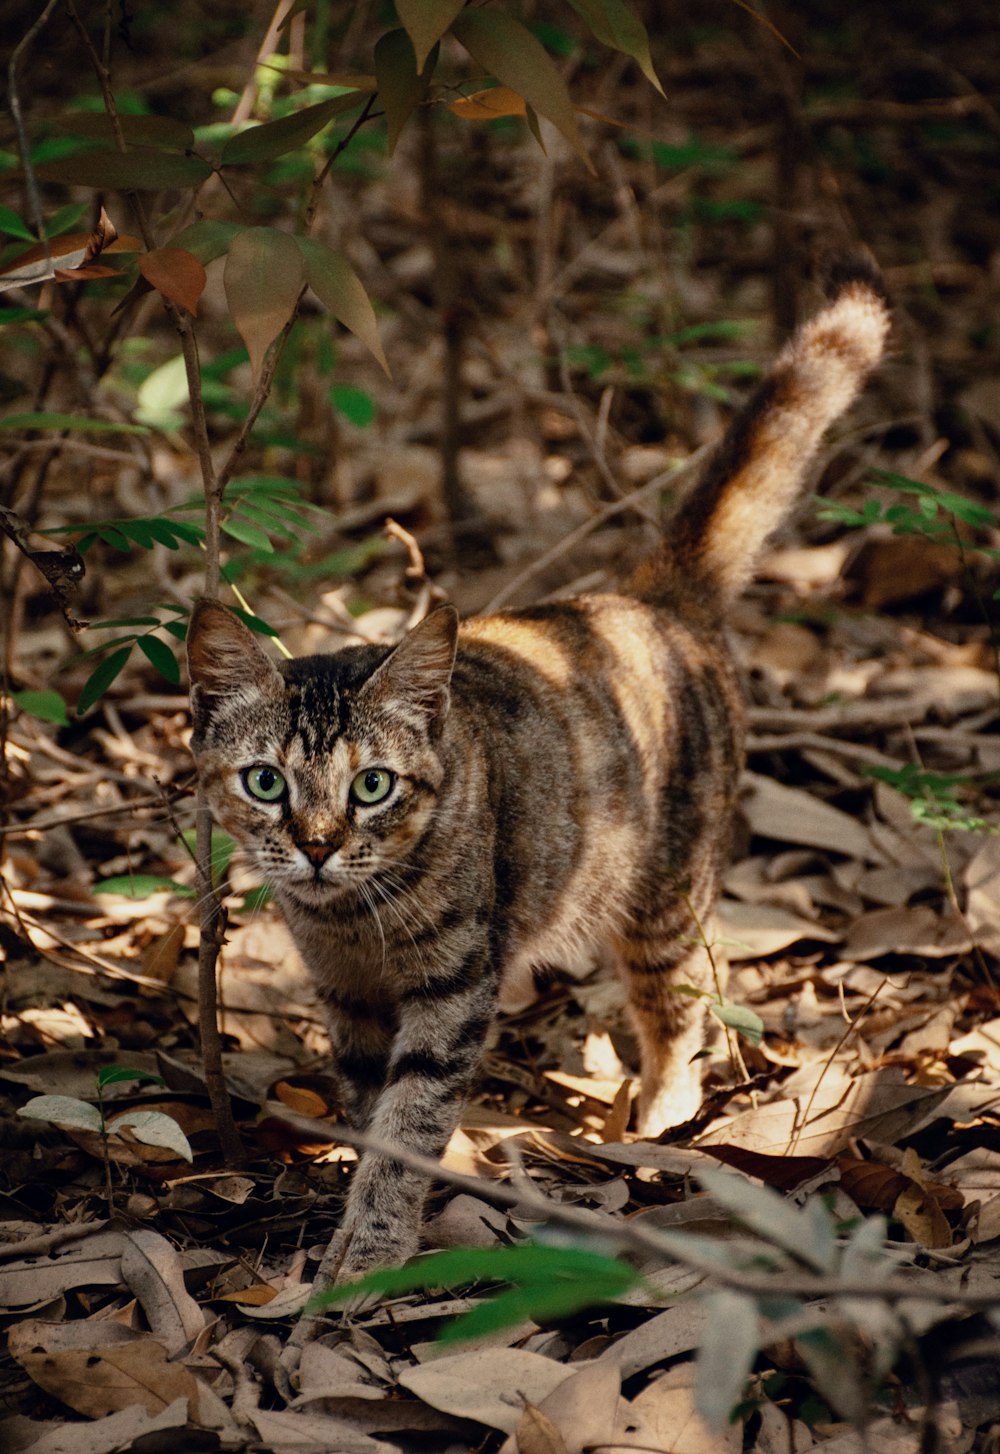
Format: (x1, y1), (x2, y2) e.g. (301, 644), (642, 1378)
(332, 955), (499, 1278)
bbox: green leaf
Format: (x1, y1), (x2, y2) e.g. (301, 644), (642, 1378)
(153, 519), (203, 547)
(312, 1242), (639, 1326)
(229, 607), (280, 637)
(223, 227), (304, 382)
(18, 1095), (104, 1134)
(237, 884), (273, 912)
(710, 999), (764, 1047)
(77, 645), (132, 714)
(331, 384), (376, 427)
(375, 29), (425, 154)
(395, 0), (464, 70)
(98, 1065), (167, 1089)
(695, 1291), (759, 1432)
(136, 634), (180, 684)
(110, 1110), (193, 1162)
(222, 515), (275, 552)
(221, 94), (365, 165)
(170, 219), (242, 265)
(451, 9), (592, 172)
(0, 205), (35, 241)
(36, 149), (213, 190)
(178, 828), (237, 883)
(11, 689), (69, 726)
(46, 203), (88, 237)
(117, 520), (160, 549)
(0, 412), (148, 435)
(563, 0), (664, 95)
(143, 517), (203, 549)
(52, 113), (196, 150)
(94, 874), (194, 898)
(137, 353), (189, 419)
(296, 235), (388, 375)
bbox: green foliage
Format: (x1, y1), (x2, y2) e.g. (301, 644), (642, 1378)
(11, 689), (69, 726)
(94, 874), (195, 898)
(865, 762), (997, 834)
(310, 1242), (643, 1340)
(563, 319), (755, 401)
(817, 471), (1000, 575)
(17, 1064), (193, 1164)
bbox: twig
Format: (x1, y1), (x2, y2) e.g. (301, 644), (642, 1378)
(483, 450), (706, 613)
(267, 1102), (1000, 1311)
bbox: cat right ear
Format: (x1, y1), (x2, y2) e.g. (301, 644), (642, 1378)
(361, 605), (458, 733)
(186, 599), (283, 709)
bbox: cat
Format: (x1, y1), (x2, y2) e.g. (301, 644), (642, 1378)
(187, 256), (889, 1285)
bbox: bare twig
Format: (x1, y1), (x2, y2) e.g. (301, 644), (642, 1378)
(483, 450), (707, 613)
(267, 1102), (1000, 1311)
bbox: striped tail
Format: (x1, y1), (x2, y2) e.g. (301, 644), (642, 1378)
(629, 254), (890, 605)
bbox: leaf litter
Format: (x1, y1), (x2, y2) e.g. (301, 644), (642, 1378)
(5, 8), (1000, 1454)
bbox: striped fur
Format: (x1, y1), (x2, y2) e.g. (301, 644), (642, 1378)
(187, 258), (888, 1278)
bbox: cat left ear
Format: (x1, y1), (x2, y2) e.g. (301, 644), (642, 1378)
(187, 599), (283, 708)
(362, 606), (458, 732)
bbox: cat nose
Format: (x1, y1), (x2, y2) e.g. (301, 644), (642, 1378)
(300, 842), (335, 867)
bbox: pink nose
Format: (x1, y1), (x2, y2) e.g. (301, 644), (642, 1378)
(300, 842), (334, 867)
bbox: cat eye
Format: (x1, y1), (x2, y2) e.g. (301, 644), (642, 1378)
(351, 767), (394, 805)
(243, 764), (287, 802)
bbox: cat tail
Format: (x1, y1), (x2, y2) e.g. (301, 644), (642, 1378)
(627, 253), (890, 606)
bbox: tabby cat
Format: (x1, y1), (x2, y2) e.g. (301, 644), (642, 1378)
(187, 257), (888, 1284)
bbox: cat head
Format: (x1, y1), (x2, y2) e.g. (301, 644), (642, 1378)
(186, 601), (458, 906)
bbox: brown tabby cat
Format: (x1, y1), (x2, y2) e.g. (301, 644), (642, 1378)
(187, 257), (888, 1283)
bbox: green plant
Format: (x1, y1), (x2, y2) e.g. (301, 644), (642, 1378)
(18, 1064), (193, 1208)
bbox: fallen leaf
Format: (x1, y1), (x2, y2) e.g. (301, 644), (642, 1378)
(398, 1347), (572, 1433)
(120, 1228), (205, 1353)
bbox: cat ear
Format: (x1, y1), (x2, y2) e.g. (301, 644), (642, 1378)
(361, 606), (458, 732)
(186, 599), (283, 711)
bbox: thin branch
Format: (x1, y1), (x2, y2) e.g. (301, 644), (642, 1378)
(483, 449), (707, 613)
(268, 1102), (1000, 1312)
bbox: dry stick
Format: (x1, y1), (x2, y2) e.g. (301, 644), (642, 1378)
(267, 1103), (1000, 1312)
(786, 976), (888, 1156)
(483, 449), (707, 613)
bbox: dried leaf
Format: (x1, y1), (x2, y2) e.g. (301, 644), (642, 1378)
(395, 0), (464, 71)
(223, 227), (304, 382)
(274, 1080), (329, 1116)
(138, 246), (206, 314)
(296, 235), (389, 374)
(450, 86), (528, 120)
(120, 1229), (205, 1353)
(398, 1348), (572, 1433)
(742, 770), (882, 863)
(452, 10), (593, 173)
(516, 1403), (570, 1454)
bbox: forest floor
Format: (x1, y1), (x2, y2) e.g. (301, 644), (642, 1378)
(3, 2), (1000, 1451)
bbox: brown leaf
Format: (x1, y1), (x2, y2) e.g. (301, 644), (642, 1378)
(7, 1321), (222, 1424)
(451, 86), (528, 120)
(120, 1228), (205, 1354)
(138, 246), (207, 314)
(223, 227), (304, 382)
(699, 1143), (832, 1192)
(274, 1080), (330, 1117)
(516, 1403), (570, 1454)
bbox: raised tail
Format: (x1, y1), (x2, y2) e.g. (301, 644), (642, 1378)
(628, 254), (890, 605)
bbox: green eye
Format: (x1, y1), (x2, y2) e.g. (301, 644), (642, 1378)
(351, 767), (394, 805)
(243, 765), (286, 802)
